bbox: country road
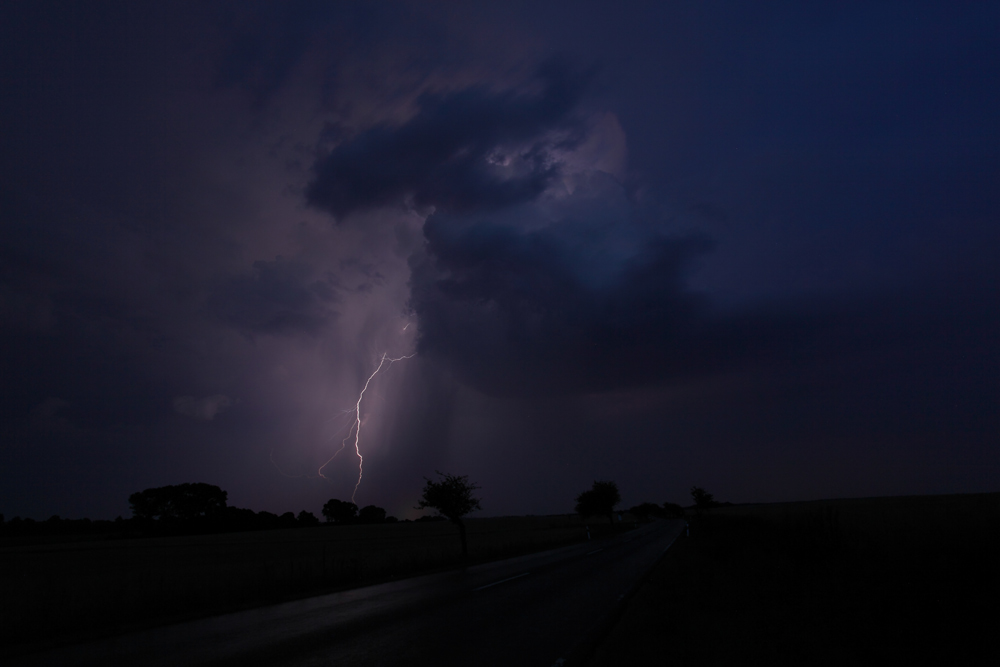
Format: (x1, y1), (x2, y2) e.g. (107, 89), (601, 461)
(10, 519), (685, 667)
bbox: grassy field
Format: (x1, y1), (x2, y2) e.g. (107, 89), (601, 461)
(0, 514), (595, 653)
(588, 492), (1000, 665)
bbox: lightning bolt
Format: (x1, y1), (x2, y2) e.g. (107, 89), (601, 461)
(319, 351), (414, 502)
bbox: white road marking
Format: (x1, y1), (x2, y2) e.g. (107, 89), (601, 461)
(472, 572), (530, 591)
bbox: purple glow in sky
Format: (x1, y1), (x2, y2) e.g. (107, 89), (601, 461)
(1, 1), (997, 520)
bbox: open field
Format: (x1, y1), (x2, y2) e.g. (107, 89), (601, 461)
(589, 492), (1000, 665)
(0, 514), (601, 653)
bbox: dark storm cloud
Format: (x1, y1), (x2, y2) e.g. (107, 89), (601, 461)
(410, 184), (812, 396)
(1, 0), (997, 522)
(210, 257), (341, 337)
(411, 179), (998, 404)
(306, 60), (592, 220)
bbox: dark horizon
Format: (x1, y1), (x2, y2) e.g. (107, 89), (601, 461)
(1, 1), (997, 522)
(6, 485), (995, 526)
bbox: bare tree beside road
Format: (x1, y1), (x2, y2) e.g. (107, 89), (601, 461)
(417, 472), (482, 559)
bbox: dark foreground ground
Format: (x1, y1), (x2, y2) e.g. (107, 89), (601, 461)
(5, 521), (683, 666)
(5, 493), (996, 664)
(0, 514), (603, 655)
(588, 493), (1000, 666)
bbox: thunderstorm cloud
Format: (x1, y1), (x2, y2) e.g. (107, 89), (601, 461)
(210, 257), (341, 337)
(306, 60), (592, 220)
(1, 3), (996, 521)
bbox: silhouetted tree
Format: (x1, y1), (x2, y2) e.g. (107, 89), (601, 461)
(358, 505), (387, 523)
(297, 510), (320, 526)
(576, 480), (621, 525)
(690, 486), (719, 509)
(322, 498), (358, 524)
(629, 502), (665, 521)
(417, 471), (481, 559)
(128, 483), (228, 521)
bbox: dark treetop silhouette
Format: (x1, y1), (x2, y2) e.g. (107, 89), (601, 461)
(358, 504), (387, 523)
(690, 486), (721, 510)
(297, 510), (320, 526)
(627, 502), (687, 521)
(628, 502), (666, 521)
(575, 480), (621, 525)
(417, 471), (482, 559)
(322, 498), (358, 524)
(128, 483), (228, 521)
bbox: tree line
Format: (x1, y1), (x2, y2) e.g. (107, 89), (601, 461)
(0, 476), (466, 540)
(1, 476), (721, 544)
(573, 481), (728, 525)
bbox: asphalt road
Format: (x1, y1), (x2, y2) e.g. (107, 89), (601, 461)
(10, 519), (684, 667)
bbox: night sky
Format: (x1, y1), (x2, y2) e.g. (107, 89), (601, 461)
(1, 2), (997, 521)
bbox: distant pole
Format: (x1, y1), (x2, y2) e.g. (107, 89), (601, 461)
(586, 525), (591, 540)
(685, 520), (690, 537)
